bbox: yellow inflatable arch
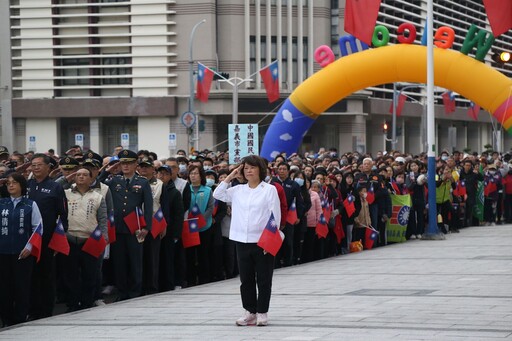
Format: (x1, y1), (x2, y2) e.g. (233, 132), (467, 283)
(261, 44), (512, 160)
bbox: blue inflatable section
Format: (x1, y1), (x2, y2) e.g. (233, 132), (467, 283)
(260, 98), (315, 161)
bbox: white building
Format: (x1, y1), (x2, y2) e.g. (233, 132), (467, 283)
(0, 0), (510, 157)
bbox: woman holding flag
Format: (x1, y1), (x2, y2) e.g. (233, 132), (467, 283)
(0, 172), (43, 326)
(213, 155), (281, 327)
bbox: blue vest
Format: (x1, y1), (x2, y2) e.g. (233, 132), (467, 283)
(0, 197), (34, 255)
(190, 185), (212, 232)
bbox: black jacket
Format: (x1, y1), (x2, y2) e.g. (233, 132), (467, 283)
(161, 180), (185, 239)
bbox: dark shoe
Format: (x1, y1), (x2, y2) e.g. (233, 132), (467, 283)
(451, 228), (460, 233)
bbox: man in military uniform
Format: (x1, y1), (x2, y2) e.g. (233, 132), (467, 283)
(55, 156), (79, 189)
(102, 150), (153, 300)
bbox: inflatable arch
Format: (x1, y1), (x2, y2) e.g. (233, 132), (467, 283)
(260, 44), (512, 160)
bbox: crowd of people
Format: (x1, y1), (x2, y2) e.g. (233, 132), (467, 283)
(0, 143), (510, 327)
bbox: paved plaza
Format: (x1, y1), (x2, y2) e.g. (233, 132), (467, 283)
(2, 224), (512, 340)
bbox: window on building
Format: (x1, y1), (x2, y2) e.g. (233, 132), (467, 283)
(102, 57), (132, 85)
(61, 58), (90, 86)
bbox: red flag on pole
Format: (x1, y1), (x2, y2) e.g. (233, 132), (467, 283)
(257, 212), (284, 256)
(82, 226), (108, 258)
(182, 218), (200, 248)
(286, 199), (298, 225)
(364, 227), (379, 250)
(188, 203), (207, 229)
(343, 194), (356, 218)
(344, 0), (382, 45)
(442, 91), (456, 114)
(27, 223), (43, 262)
(367, 186), (375, 205)
(315, 213), (329, 239)
(48, 217), (70, 255)
(483, 0), (512, 37)
(389, 93), (407, 117)
(196, 63), (214, 103)
(333, 215), (345, 244)
(260, 61), (280, 103)
(151, 208), (167, 239)
(107, 211), (116, 244)
(467, 102), (480, 121)
(123, 207), (146, 235)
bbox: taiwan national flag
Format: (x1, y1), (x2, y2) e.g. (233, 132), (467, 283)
(323, 201), (332, 223)
(344, 0), (382, 45)
(151, 208), (167, 239)
(389, 93), (407, 117)
(367, 186), (375, 205)
(257, 212), (284, 256)
(442, 91), (456, 114)
(484, 178), (498, 196)
(315, 213), (329, 239)
(260, 61), (280, 103)
(182, 218), (200, 248)
(343, 194), (356, 218)
(188, 203), (206, 229)
(196, 63), (214, 103)
(333, 215), (345, 244)
(107, 211), (116, 244)
(467, 102), (480, 121)
(82, 226), (107, 258)
(123, 207), (146, 235)
(48, 217), (70, 256)
(364, 227), (379, 250)
(212, 199), (219, 218)
(453, 180), (467, 197)
(286, 199), (298, 225)
(27, 223), (43, 263)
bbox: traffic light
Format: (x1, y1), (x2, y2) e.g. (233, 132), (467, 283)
(383, 122), (389, 134)
(213, 72), (230, 80)
(493, 51), (511, 64)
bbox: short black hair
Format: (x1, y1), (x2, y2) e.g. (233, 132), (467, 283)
(241, 155), (268, 182)
(8, 172), (27, 196)
(31, 153), (51, 165)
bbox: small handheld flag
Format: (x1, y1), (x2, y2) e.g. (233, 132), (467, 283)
(123, 207), (146, 234)
(27, 223), (43, 262)
(286, 199), (298, 225)
(364, 227), (379, 250)
(82, 226), (107, 258)
(257, 212), (284, 256)
(182, 217), (200, 248)
(315, 213), (328, 239)
(48, 217), (70, 255)
(188, 203), (206, 229)
(151, 208), (167, 239)
(107, 211), (116, 244)
(343, 194), (356, 218)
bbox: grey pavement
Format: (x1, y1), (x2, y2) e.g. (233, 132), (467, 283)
(2, 224), (512, 340)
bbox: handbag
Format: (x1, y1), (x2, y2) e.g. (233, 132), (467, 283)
(349, 240), (363, 253)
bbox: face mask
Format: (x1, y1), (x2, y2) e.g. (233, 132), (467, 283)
(206, 178), (215, 187)
(341, 159), (348, 165)
(204, 165), (211, 171)
(179, 164), (187, 172)
(371, 166), (377, 171)
(264, 175), (271, 182)
(295, 178), (304, 187)
(441, 155), (448, 161)
(489, 170), (496, 175)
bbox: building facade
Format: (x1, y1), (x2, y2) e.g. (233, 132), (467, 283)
(0, 0), (511, 157)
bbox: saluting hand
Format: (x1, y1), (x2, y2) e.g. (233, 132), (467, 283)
(225, 164), (243, 183)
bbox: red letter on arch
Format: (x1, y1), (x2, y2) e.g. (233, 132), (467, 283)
(397, 23), (417, 44)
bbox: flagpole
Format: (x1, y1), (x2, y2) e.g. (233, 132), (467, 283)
(392, 82), (397, 151)
(424, 0), (443, 240)
(189, 19), (206, 152)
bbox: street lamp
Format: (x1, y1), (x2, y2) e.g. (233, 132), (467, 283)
(189, 19), (206, 152)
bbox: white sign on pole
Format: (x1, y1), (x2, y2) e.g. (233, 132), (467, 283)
(75, 134), (84, 149)
(121, 133), (130, 149)
(228, 124), (259, 164)
(28, 136), (36, 152)
(168, 133), (177, 150)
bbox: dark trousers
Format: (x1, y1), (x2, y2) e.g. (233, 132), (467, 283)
(174, 241), (187, 287)
(407, 201), (425, 237)
(276, 223), (294, 267)
(62, 238), (100, 310)
(159, 235), (176, 292)
(0, 254), (34, 326)
(504, 193), (512, 223)
(222, 236), (237, 279)
(292, 221), (305, 264)
(186, 227), (213, 286)
(142, 233), (161, 295)
(30, 243), (56, 318)
(112, 233), (143, 300)
(464, 195), (478, 227)
(236, 242), (274, 314)
(437, 201), (455, 231)
(301, 227), (316, 264)
(484, 198), (497, 223)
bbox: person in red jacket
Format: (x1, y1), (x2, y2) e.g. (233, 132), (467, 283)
(501, 165), (512, 223)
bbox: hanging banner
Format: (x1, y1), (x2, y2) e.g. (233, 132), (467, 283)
(386, 194), (411, 243)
